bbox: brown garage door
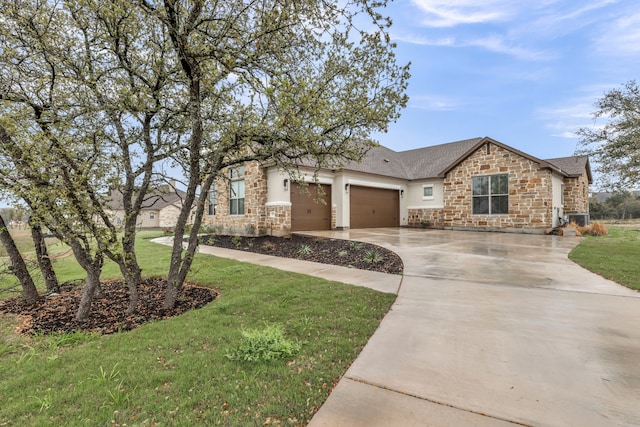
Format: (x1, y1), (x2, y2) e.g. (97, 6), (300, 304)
(291, 184), (332, 231)
(350, 186), (399, 228)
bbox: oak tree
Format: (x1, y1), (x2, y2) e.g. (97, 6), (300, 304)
(577, 80), (640, 189)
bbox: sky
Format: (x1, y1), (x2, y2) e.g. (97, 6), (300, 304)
(371, 0), (639, 171)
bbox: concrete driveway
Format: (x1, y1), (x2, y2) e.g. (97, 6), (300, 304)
(306, 228), (640, 427)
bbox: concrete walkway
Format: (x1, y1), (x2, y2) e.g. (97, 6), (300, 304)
(302, 229), (640, 427)
(154, 230), (640, 426)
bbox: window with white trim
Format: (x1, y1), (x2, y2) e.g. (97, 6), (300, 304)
(208, 189), (218, 216)
(229, 167), (245, 215)
(472, 174), (508, 215)
(422, 185), (434, 200)
(150, 211), (155, 220)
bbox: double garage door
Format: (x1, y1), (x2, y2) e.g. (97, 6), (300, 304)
(291, 184), (399, 231)
(349, 186), (399, 229)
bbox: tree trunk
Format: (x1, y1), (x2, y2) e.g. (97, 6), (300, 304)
(68, 240), (104, 322)
(120, 256), (141, 315)
(30, 221), (59, 293)
(0, 214), (39, 304)
(75, 260), (103, 322)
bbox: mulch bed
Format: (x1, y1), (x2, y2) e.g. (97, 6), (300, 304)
(199, 234), (404, 275)
(1, 234), (401, 336)
(0, 278), (217, 336)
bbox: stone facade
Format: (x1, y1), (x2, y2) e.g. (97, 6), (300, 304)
(563, 171), (590, 214)
(159, 205), (182, 229)
(442, 143), (553, 230)
(407, 208), (444, 227)
(264, 203), (292, 237)
(205, 161), (269, 235)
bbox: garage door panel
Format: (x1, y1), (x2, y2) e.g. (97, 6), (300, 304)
(291, 184), (331, 231)
(350, 186), (399, 229)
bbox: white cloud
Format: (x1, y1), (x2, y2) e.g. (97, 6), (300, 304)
(410, 0), (515, 27)
(536, 93), (607, 140)
(594, 10), (640, 55)
(393, 31), (552, 61)
(409, 95), (461, 111)
(466, 35), (554, 61)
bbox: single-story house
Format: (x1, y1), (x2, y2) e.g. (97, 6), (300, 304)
(105, 187), (192, 229)
(204, 137), (591, 236)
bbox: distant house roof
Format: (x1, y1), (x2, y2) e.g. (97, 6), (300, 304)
(336, 137), (591, 182)
(105, 188), (186, 211)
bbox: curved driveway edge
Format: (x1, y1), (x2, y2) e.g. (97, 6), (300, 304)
(150, 236), (402, 295)
(305, 228), (640, 427)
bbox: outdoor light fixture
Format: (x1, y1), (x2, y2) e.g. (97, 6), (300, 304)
(283, 179), (289, 190)
(345, 183), (350, 192)
(400, 189), (404, 198)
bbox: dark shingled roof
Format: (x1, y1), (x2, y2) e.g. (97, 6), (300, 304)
(338, 137), (484, 180)
(337, 137), (590, 182)
(545, 156), (592, 181)
(105, 188), (186, 211)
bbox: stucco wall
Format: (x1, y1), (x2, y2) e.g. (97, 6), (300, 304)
(442, 143), (554, 230)
(551, 173), (564, 227)
(406, 179), (445, 227)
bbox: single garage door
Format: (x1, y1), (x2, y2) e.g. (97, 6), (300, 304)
(350, 186), (399, 228)
(291, 183), (332, 231)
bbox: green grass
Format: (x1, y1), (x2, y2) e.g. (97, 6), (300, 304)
(569, 225), (640, 291)
(0, 231), (396, 426)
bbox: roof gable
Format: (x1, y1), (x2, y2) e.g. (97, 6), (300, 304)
(544, 156), (592, 183)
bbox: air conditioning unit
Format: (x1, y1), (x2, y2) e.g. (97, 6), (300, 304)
(567, 214), (590, 227)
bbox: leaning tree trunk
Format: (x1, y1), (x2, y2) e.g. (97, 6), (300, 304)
(30, 221), (59, 293)
(68, 241), (104, 321)
(0, 214), (39, 304)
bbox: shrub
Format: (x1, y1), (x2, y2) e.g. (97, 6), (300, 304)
(231, 235), (243, 248)
(363, 249), (383, 263)
(226, 324), (301, 363)
(589, 222), (608, 236)
(564, 221), (608, 237)
(578, 221), (609, 236)
(296, 244), (312, 256)
(348, 241), (362, 250)
(262, 241), (275, 251)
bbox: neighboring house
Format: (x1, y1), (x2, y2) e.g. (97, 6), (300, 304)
(204, 137), (592, 236)
(105, 187), (191, 229)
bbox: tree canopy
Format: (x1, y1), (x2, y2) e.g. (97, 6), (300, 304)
(577, 80), (640, 190)
(0, 0), (410, 315)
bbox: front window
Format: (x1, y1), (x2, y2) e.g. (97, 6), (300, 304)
(423, 185), (434, 199)
(472, 174), (508, 215)
(229, 167), (245, 215)
(208, 189), (218, 216)
(150, 211), (155, 220)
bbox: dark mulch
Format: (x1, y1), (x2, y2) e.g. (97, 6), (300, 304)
(199, 234), (404, 275)
(0, 278), (217, 336)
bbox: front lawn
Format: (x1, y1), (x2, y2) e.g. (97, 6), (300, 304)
(0, 232), (396, 426)
(569, 225), (640, 291)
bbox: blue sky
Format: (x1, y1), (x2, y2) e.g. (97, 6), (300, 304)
(372, 0), (639, 169)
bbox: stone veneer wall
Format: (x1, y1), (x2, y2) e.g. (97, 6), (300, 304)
(205, 161), (269, 235)
(159, 205), (183, 229)
(563, 171), (590, 214)
(407, 208), (444, 227)
(442, 144), (554, 230)
(264, 203), (291, 237)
